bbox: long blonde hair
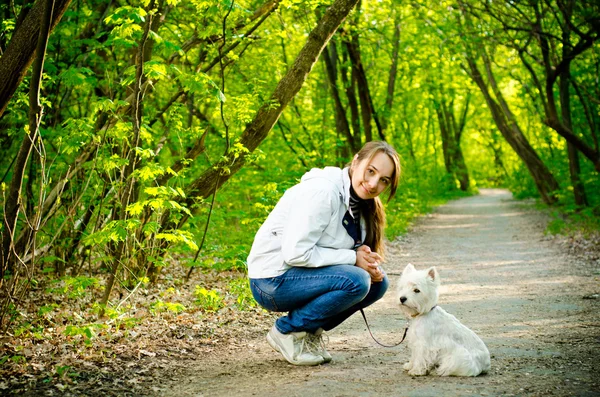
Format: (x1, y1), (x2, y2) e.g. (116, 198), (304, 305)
(348, 141), (401, 258)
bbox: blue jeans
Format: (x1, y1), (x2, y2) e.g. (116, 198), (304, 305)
(250, 265), (389, 334)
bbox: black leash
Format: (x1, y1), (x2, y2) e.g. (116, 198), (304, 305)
(359, 309), (408, 348)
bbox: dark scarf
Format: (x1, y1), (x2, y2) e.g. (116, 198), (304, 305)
(343, 186), (363, 249)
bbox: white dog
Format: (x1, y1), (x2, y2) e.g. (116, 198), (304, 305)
(398, 264), (491, 376)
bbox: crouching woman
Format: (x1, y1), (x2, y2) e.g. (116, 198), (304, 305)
(247, 141), (401, 365)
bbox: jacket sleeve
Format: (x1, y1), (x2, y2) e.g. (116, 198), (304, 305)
(280, 186), (357, 268)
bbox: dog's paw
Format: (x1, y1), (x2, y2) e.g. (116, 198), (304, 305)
(407, 368), (427, 376)
(403, 362), (412, 371)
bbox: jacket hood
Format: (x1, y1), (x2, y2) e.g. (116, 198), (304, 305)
(301, 167), (351, 208)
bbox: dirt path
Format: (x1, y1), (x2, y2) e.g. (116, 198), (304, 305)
(163, 189), (599, 397)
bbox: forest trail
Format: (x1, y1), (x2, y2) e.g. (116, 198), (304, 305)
(163, 188), (599, 397)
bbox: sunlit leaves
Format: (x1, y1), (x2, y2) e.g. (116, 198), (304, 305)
(58, 66), (97, 89)
(193, 287), (224, 312)
(104, 6), (147, 47)
(280, 0), (331, 11)
(99, 154), (129, 173)
(82, 220), (141, 246)
(155, 230), (198, 250)
(104, 6), (147, 25)
(178, 71), (225, 102)
(144, 61), (169, 80)
(229, 94), (257, 124)
(93, 98), (129, 114)
(126, 186), (191, 220)
(106, 121), (134, 143)
(1, 16), (15, 39)
(60, 118), (95, 154)
(132, 163), (165, 181)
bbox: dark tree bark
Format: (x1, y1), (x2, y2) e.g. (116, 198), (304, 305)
(533, 1), (600, 173)
(465, 55), (559, 205)
(476, 0), (600, 172)
(435, 92), (471, 191)
(339, 41), (362, 145)
(344, 35), (386, 142)
(1, 0), (54, 320)
(0, 0), (73, 119)
(381, 16), (401, 134)
(559, 1), (588, 206)
(456, 5), (559, 203)
(322, 42), (356, 152)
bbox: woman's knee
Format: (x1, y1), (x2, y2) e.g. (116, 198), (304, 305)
(344, 266), (372, 297)
(362, 273), (389, 306)
(372, 274), (389, 300)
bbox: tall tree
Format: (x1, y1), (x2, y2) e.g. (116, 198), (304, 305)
(464, 51), (559, 205)
(381, 15), (401, 135)
(434, 89), (471, 191)
(475, 0), (600, 173)
(0, 0), (72, 119)
(1, 0), (55, 326)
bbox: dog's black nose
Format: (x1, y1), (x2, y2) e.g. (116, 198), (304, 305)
(400, 296), (407, 304)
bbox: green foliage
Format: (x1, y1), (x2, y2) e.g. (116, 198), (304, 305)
(55, 365), (79, 380)
(1, 355), (26, 366)
(46, 276), (101, 299)
(228, 277), (257, 310)
(1, 0), (598, 340)
(149, 299), (187, 315)
(64, 323), (107, 346)
(545, 206), (600, 237)
(194, 287), (225, 312)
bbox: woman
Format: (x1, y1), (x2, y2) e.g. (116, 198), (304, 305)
(247, 141), (401, 365)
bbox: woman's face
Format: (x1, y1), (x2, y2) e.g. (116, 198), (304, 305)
(351, 151), (395, 200)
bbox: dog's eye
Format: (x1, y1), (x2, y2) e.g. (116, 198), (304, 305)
(413, 288), (420, 293)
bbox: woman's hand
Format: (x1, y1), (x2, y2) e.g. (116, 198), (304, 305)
(356, 245), (384, 282)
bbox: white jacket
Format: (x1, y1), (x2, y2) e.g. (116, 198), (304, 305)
(247, 167), (365, 278)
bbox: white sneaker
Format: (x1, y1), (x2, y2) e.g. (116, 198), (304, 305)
(266, 325), (324, 366)
(308, 328), (332, 363)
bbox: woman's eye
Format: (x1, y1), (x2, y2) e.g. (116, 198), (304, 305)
(381, 179), (390, 185)
(413, 288), (420, 293)
(367, 169), (374, 174)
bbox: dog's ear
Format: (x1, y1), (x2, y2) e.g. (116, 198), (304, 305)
(426, 267), (440, 284)
(403, 263), (416, 274)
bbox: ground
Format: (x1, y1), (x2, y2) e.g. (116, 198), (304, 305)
(3, 188), (599, 396)
(161, 189), (600, 397)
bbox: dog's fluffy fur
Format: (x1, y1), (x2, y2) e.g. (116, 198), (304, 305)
(398, 264), (491, 376)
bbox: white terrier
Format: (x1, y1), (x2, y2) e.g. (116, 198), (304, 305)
(398, 264), (491, 376)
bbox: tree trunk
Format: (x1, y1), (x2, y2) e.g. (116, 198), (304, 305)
(453, 95), (471, 191)
(322, 42), (356, 152)
(339, 42), (361, 146)
(559, 1), (588, 206)
(350, 39), (372, 142)
(532, 0), (600, 172)
(381, 16), (401, 134)
(561, 68), (587, 206)
(1, 0), (55, 281)
(0, 0), (72, 119)
(1, 0), (54, 331)
(345, 35), (385, 142)
(435, 105), (453, 184)
(466, 56), (559, 205)
(434, 91), (470, 191)
(99, 9), (153, 315)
